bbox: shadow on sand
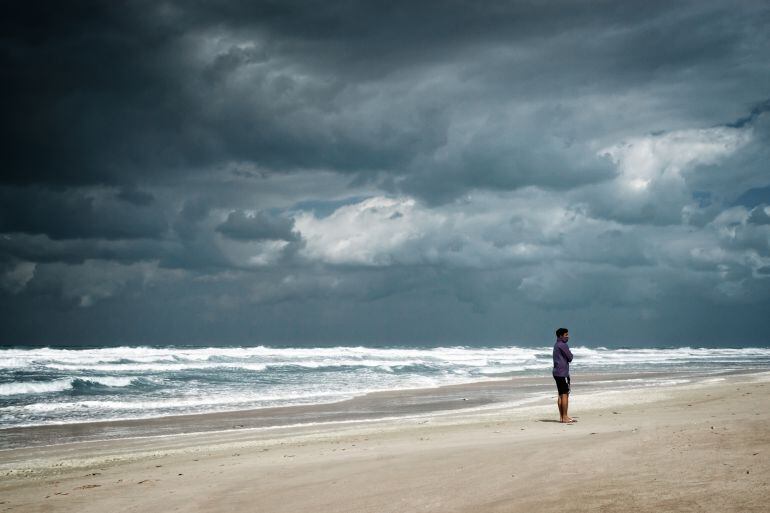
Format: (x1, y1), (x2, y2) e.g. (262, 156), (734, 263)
(537, 417), (580, 423)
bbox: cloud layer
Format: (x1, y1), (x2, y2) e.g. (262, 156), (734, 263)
(1, 0), (769, 346)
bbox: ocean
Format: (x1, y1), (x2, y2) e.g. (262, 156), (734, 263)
(2, 345), (770, 433)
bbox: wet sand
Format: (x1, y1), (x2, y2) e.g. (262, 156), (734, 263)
(1, 371), (768, 512)
(0, 370), (730, 450)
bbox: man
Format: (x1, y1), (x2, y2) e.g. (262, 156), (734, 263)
(552, 328), (574, 424)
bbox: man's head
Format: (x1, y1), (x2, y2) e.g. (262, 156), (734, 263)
(556, 328), (569, 341)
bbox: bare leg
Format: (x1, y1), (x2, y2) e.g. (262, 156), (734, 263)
(563, 394), (572, 422)
(558, 394), (573, 423)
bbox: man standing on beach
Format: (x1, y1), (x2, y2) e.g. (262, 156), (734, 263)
(553, 328), (574, 424)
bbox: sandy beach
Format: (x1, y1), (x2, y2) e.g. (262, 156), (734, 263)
(1, 371), (768, 513)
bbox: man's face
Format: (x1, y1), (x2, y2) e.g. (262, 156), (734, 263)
(563, 332), (569, 342)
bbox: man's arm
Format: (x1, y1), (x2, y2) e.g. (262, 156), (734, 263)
(561, 344), (573, 362)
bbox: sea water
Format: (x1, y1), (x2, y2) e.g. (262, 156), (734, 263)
(2, 345), (769, 429)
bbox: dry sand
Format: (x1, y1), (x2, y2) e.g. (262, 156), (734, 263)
(1, 372), (768, 512)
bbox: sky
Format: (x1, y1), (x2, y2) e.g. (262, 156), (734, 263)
(1, 0), (769, 348)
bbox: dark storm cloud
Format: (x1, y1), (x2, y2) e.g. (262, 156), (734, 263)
(748, 206), (770, 226)
(727, 99), (770, 129)
(0, 234), (172, 266)
(173, 197), (213, 242)
(216, 210), (299, 241)
(1, 2), (197, 186)
(735, 186), (770, 209)
(3, 1), (766, 195)
(687, 106), (770, 212)
(401, 114), (617, 204)
(0, 186), (168, 240)
(160, 197), (231, 271)
(2, 0), (770, 346)
(116, 187), (156, 206)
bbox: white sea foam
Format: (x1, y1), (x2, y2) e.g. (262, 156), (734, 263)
(0, 345), (548, 371)
(0, 376), (141, 396)
(13, 390), (354, 413)
(0, 379), (74, 396)
(2, 345), (767, 367)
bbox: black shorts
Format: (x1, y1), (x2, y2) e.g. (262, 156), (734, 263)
(553, 375), (570, 395)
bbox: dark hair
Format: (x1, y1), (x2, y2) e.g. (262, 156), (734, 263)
(555, 328), (569, 338)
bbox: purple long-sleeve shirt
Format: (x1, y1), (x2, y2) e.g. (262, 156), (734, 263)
(552, 338), (573, 377)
